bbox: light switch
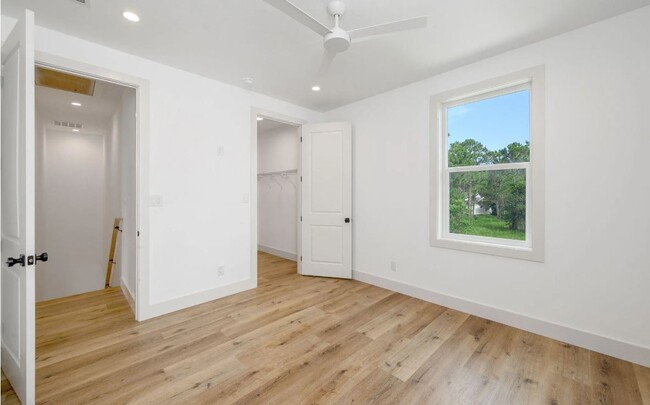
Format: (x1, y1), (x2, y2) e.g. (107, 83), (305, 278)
(217, 146), (224, 156)
(150, 195), (163, 207)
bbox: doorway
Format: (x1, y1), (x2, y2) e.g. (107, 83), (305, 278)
(34, 66), (137, 306)
(255, 115), (302, 280)
(251, 109), (353, 283)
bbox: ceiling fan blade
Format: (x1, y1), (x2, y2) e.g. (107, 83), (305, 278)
(263, 0), (332, 37)
(348, 16), (428, 41)
(316, 50), (337, 79)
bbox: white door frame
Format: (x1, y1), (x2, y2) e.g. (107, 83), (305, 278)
(250, 108), (306, 281)
(34, 51), (151, 321)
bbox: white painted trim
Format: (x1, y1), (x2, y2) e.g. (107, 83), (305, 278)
(120, 278), (135, 314)
(139, 278), (256, 320)
(257, 244), (297, 261)
(430, 66), (545, 262)
(250, 108), (306, 281)
(447, 162), (529, 173)
(34, 51), (151, 321)
(353, 269), (650, 368)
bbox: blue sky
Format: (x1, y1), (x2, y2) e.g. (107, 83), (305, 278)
(447, 90), (530, 151)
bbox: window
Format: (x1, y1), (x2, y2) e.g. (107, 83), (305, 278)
(430, 67), (545, 261)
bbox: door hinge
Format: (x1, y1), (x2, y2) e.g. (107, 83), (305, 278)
(300, 256), (302, 261)
(137, 231), (140, 237)
(300, 176), (302, 182)
(300, 136), (302, 142)
(300, 216), (302, 222)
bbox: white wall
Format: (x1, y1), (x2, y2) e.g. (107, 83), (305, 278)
(103, 95), (123, 288)
(35, 128), (106, 301)
(257, 124), (299, 258)
(258, 125), (299, 174)
(326, 6), (650, 365)
(103, 87), (137, 295)
(1, 15), (324, 317)
(119, 89), (137, 295)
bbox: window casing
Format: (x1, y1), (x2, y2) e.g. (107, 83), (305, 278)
(430, 67), (545, 261)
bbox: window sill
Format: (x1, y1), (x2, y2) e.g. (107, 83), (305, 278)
(430, 235), (544, 262)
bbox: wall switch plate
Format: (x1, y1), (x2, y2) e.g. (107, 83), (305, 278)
(217, 265), (225, 277)
(217, 146), (224, 156)
(242, 193), (250, 203)
(390, 261), (397, 272)
(150, 195), (163, 207)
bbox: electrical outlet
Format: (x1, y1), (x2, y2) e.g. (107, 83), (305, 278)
(390, 261), (397, 272)
(217, 265), (225, 277)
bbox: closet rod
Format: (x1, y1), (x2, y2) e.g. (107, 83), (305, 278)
(257, 169), (298, 176)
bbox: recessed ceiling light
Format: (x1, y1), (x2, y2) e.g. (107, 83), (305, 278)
(257, 117), (264, 121)
(122, 11), (140, 22)
(71, 102), (82, 107)
(312, 86), (321, 92)
(72, 129), (80, 132)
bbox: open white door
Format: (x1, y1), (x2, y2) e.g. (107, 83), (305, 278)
(1, 10), (36, 405)
(301, 122), (352, 279)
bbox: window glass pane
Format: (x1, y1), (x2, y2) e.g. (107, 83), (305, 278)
(449, 169), (526, 241)
(447, 89), (530, 167)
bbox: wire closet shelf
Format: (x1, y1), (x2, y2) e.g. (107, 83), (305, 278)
(257, 169), (297, 189)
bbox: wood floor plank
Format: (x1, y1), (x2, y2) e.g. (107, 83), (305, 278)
(303, 300), (445, 404)
(37, 331), (230, 405)
(231, 332), (372, 405)
(590, 352), (645, 404)
(1, 251), (648, 404)
(382, 307), (471, 381)
(488, 330), (557, 404)
(397, 315), (502, 404)
(1, 371), (21, 405)
(636, 364), (650, 404)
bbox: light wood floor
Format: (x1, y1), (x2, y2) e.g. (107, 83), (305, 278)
(2, 252), (649, 404)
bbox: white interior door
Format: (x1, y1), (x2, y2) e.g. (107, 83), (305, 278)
(300, 122), (352, 279)
(1, 10), (36, 405)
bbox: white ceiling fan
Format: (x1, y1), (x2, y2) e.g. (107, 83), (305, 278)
(263, 0), (428, 80)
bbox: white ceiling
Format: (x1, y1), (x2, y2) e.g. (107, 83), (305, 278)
(36, 75), (127, 135)
(6, 0), (650, 112)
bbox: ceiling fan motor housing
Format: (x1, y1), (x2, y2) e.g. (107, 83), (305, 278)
(324, 27), (351, 53)
(327, 1), (346, 17)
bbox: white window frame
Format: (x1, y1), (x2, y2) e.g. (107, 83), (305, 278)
(430, 66), (545, 262)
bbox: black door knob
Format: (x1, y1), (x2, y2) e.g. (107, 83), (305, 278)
(36, 253), (48, 263)
(345, 218), (351, 223)
(7, 255), (25, 267)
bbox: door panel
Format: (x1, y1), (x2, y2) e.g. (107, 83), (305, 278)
(301, 122), (351, 279)
(311, 225), (343, 263)
(1, 9), (36, 405)
(310, 131), (343, 213)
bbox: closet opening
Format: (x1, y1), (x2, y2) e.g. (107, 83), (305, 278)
(256, 116), (302, 280)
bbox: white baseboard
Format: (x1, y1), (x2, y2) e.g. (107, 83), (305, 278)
(138, 278), (257, 321)
(120, 278), (135, 315)
(353, 269), (650, 368)
(258, 244), (297, 261)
